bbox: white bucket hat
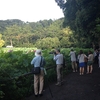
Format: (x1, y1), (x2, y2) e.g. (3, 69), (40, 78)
(35, 49), (42, 56)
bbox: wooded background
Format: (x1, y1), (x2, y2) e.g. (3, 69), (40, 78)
(0, 0), (100, 49)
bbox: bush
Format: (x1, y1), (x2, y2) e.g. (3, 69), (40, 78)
(0, 47), (92, 99)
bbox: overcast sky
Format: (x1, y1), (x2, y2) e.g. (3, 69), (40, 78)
(0, 0), (64, 22)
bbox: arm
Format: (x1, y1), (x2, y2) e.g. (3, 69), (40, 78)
(31, 57), (36, 65)
(54, 55), (58, 61)
(84, 54), (87, 58)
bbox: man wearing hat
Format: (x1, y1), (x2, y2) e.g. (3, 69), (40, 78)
(31, 49), (46, 97)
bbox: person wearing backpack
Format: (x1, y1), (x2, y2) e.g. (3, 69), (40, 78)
(78, 50), (87, 75)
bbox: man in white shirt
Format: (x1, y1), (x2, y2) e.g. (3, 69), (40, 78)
(54, 49), (63, 86)
(69, 49), (77, 72)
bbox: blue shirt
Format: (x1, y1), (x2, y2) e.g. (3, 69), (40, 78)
(31, 55), (46, 69)
(54, 54), (63, 65)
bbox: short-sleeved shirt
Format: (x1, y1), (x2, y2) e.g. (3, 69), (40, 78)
(54, 54), (63, 65)
(78, 54), (87, 63)
(88, 54), (93, 61)
(70, 51), (76, 61)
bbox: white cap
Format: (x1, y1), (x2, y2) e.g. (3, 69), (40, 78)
(35, 49), (42, 56)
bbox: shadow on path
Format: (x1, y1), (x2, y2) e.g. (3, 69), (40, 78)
(24, 64), (100, 100)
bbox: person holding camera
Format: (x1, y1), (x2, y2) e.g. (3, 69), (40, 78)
(53, 49), (64, 86)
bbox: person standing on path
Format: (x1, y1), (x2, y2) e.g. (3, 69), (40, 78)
(87, 50), (94, 74)
(53, 49), (63, 86)
(93, 49), (99, 64)
(78, 50), (87, 75)
(98, 50), (100, 68)
(31, 49), (46, 97)
(69, 49), (77, 72)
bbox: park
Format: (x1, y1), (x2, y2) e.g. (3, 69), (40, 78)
(0, 0), (100, 100)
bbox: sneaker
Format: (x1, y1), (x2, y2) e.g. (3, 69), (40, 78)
(55, 83), (61, 86)
(73, 70), (75, 72)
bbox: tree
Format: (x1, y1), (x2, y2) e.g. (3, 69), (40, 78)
(35, 37), (60, 49)
(1, 18), (77, 48)
(0, 34), (5, 47)
(55, 0), (100, 48)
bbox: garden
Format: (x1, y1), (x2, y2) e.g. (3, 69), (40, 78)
(0, 47), (92, 100)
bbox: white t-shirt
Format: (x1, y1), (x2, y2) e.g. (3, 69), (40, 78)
(70, 51), (76, 61)
(78, 54), (87, 63)
(88, 54), (93, 61)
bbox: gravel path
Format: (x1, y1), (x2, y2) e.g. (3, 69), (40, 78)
(25, 64), (100, 100)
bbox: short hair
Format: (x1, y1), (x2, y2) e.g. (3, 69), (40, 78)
(71, 49), (73, 51)
(80, 50), (83, 54)
(88, 50), (92, 54)
(56, 48), (60, 52)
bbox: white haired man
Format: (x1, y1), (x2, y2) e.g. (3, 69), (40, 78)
(31, 49), (46, 97)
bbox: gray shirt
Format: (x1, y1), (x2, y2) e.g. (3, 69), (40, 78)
(69, 51), (76, 61)
(54, 54), (63, 65)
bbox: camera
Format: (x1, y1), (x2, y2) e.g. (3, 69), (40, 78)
(49, 51), (57, 55)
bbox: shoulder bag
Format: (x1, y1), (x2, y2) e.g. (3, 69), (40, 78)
(32, 57), (42, 74)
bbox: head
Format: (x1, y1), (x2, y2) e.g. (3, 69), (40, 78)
(35, 49), (42, 56)
(79, 50), (83, 54)
(71, 49), (74, 51)
(55, 49), (60, 54)
(88, 50), (92, 54)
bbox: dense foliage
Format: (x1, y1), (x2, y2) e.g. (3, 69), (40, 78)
(0, 48), (69, 100)
(55, 0), (100, 49)
(0, 19), (79, 48)
(0, 34), (5, 47)
(0, 47), (92, 100)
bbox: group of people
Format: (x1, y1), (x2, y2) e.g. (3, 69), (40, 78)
(69, 49), (100, 75)
(31, 49), (64, 97)
(30, 48), (100, 97)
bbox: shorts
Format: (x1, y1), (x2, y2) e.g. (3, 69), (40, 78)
(87, 61), (93, 66)
(79, 62), (85, 67)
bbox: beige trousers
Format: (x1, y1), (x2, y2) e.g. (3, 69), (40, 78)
(34, 70), (44, 95)
(56, 64), (63, 84)
(72, 61), (77, 71)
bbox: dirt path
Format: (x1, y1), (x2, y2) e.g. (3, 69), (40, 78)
(25, 64), (100, 100)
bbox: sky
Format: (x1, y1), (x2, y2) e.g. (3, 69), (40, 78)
(0, 0), (64, 22)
